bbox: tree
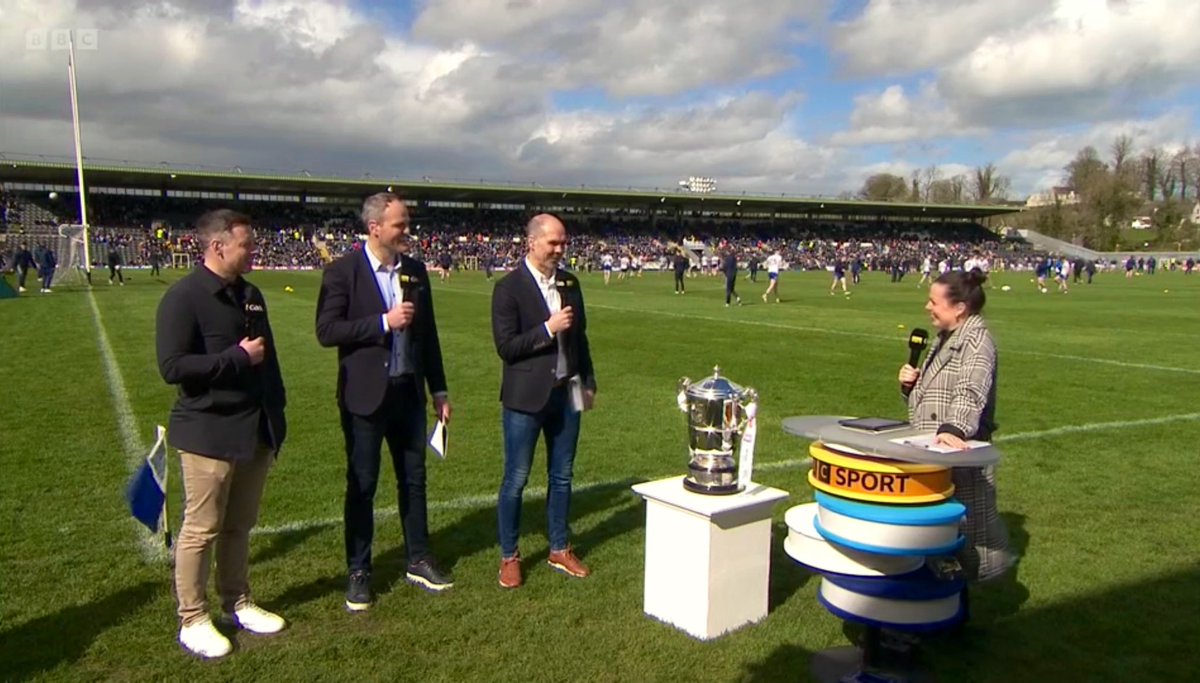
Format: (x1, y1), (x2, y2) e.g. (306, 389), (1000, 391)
(1066, 146), (1107, 193)
(858, 173), (909, 201)
(920, 165), (941, 202)
(1176, 146), (1195, 202)
(1111, 134), (1135, 178)
(971, 162), (1011, 204)
(1157, 162), (1177, 201)
(1141, 147), (1163, 201)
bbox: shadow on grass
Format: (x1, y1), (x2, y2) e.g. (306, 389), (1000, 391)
(270, 479), (642, 608)
(745, 515), (1200, 681)
(740, 564), (1200, 682)
(0, 581), (157, 681)
(768, 520), (815, 613)
(736, 643), (814, 683)
(250, 522), (329, 565)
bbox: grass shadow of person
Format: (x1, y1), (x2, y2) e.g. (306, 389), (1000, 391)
(0, 581), (159, 681)
(370, 478), (643, 593)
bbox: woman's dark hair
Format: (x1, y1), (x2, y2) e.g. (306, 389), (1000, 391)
(934, 267), (987, 315)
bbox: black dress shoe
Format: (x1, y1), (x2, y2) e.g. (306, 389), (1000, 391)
(406, 558), (454, 592)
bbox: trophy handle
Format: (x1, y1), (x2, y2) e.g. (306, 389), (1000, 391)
(677, 377), (691, 413)
(737, 388), (759, 430)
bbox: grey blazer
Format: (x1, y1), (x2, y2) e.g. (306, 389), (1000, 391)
(906, 313), (997, 440)
(904, 314), (1012, 582)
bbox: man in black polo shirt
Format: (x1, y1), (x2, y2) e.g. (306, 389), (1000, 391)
(155, 209), (288, 658)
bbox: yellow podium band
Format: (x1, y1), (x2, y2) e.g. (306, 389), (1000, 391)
(810, 443), (947, 473)
(808, 443), (954, 504)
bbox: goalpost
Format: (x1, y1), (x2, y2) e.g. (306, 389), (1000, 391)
(52, 223), (93, 288)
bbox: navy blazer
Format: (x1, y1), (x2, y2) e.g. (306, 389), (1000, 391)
(491, 263), (596, 414)
(315, 248), (448, 417)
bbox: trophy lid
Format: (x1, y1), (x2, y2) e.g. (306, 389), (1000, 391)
(683, 366), (749, 401)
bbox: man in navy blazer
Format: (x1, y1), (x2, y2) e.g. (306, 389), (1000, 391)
(491, 214), (597, 589)
(316, 192), (453, 610)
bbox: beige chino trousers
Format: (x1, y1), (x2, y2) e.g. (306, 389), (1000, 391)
(174, 445), (273, 626)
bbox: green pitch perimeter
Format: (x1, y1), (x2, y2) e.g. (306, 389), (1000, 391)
(1, 268), (1196, 682)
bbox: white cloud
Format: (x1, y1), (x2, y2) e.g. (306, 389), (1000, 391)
(833, 0), (1044, 76)
(940, 0), (1200, 124)
(414, 0), (828, 97)
(999, 110), (1194, 194)
(830, 83), (982, 145)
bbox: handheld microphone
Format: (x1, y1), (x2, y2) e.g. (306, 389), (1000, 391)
(907, 328), (929, 367)
(399, 266), (424, 305)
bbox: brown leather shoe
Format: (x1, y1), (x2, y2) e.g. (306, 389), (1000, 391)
(498, 553), (523, 589)
(547, 547), (590, 578)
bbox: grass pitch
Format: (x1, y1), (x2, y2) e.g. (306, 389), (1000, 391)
(1, 267), (1197, 682)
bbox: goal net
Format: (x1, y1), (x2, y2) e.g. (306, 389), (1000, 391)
(52, 224), (93, 288)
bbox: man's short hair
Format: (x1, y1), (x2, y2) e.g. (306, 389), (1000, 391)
(195, 209), (251, 244)
(361, 192), (405, 229)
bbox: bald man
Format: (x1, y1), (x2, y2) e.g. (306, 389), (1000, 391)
(490, 214), (598, 589)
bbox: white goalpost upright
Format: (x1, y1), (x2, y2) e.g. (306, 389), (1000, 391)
(66, 30), (93, 284)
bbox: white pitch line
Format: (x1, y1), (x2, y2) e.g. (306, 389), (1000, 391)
(1009, 350), (1200, 376)
(433, 285), (1200, 376)
(994, 412), (1200, 443)
(88, 290), (167, 563)
(253, 409), (1200, 538)
(253, 459), (816, 537)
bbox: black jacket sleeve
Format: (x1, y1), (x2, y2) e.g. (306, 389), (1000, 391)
(156, 285), (250, 386)
(315, 260), (386, 349)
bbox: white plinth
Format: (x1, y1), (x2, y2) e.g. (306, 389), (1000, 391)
(631, 475), (789, 640)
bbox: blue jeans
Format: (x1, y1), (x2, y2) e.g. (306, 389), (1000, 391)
(498, 386), (581, 557)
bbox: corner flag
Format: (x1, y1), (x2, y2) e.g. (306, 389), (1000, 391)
(126, 425), (172, 549)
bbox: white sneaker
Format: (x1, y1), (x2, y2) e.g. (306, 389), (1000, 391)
(179, 617), (232, 658)
(18, 286), (26, 293)
(229, 603), (286, 634)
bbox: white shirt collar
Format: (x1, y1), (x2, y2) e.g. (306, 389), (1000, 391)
(524, 258), (556, 286)
(364, 243), (397, 272)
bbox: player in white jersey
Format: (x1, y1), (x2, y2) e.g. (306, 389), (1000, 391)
(601, 253), (614, 285)
(618, 254), (631, 280)
(762, 252), (783, 303)
(919, 256), (933, 285)
(1056, 259), (1071, 293)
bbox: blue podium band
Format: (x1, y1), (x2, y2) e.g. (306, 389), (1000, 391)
(823, 565), (965, 600)
(783, 503), (924, 577)
(814, 515), (965, 556)
(814, 490), (965, 525)
(818, 579), (965, 632)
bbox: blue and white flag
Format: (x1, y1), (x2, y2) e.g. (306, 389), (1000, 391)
(127, 426), (169, 545)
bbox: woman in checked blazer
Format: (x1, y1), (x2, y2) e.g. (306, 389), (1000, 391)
(899, 268), (1014, 583)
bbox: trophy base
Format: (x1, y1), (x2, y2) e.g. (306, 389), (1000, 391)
(682, 478), (743, 496)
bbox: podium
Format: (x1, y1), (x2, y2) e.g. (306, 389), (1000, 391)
(632, 476), (788, 640)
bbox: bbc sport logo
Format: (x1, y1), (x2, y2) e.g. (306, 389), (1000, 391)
(25, 29), (99, 51)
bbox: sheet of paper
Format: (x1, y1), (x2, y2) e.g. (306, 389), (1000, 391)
(889, 433), (990, 454)
(568, 375), (585, 413)
(429, 419), (447, 458)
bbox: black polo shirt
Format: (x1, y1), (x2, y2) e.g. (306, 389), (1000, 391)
(156, 264), (287, 460)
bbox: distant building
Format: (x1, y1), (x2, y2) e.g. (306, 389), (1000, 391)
(1025, 186), (1081, 208)
(1131, 216), (1153, 230)
(1190, 201), (1200, 225)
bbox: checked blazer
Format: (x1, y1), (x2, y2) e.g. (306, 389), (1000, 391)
(903, 313), (1012, 582)
(905, 313), (997, 441)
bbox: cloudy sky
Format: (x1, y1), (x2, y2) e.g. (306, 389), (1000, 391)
(2, 0), (1198, 198)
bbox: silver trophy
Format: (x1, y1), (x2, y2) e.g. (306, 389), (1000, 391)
(678, 367), (758, 495)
